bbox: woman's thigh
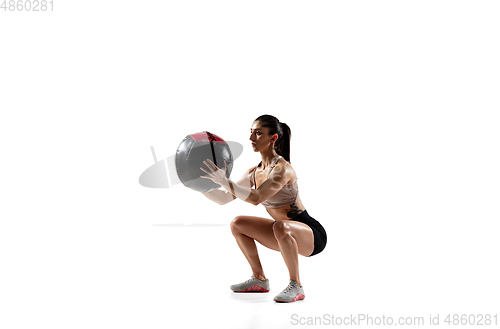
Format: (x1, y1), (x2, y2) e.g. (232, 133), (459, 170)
(232, 216), (315, 256)
(274, 220), (315, 256)
(231, 215), (280, 252)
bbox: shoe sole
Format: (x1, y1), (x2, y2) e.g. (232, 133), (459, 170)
(274, 292), (305, 303)
(232, 285), (269, 293)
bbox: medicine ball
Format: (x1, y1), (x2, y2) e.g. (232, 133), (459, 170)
(175, 131), (234, 192)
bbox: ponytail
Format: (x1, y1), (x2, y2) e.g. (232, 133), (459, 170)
(275, 122), (291, 163)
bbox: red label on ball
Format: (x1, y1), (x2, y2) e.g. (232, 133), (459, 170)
(190, 131), (226, 143)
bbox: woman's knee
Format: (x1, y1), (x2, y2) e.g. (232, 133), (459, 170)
(230, 215), (247, 234)
(273, 220), (292, 241)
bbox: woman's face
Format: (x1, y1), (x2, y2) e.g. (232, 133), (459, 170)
(249, 121), (277, 151)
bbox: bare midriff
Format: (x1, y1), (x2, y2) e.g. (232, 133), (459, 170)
(265, 198), (306, 221)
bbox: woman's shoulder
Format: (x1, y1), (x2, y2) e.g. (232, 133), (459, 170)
(246, 164), (260, 175)
(275, 157), (297, 181)
(276, 156), (293, 170)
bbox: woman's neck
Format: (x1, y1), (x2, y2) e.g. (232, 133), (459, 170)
(259, 148), (280, 169)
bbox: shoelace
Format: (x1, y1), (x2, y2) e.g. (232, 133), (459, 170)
(246, 276), (262, 284)
(282, 282), (297, 293)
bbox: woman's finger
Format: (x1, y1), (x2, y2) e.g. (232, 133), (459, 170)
(202, 161), (213, 171)
(206, 159), (218, 170)
(203, 160), (214, 171)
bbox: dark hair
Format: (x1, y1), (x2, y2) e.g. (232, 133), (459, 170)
(254, 114), (292, 163)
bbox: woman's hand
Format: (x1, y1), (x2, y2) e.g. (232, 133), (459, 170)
(200, 159), (227, 185)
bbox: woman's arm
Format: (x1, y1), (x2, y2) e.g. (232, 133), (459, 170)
(201, 167), (254, 205)
(201, 159), (291, 206)
(201, 189), (236, 205)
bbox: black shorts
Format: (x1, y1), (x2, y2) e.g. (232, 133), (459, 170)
(290, 210), (327, 256)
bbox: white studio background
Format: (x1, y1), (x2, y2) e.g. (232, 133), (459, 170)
(1, 1), (499, 329)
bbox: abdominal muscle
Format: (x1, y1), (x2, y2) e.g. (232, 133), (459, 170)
(265, 198), (306, 221)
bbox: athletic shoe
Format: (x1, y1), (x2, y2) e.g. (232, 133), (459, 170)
(230, 275), (270, 292)
(274, 280), (305, 303)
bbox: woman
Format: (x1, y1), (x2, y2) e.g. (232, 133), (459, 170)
(200, 114), (327, 303)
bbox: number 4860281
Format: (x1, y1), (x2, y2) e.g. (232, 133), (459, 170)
(1, 0), (54, 11)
